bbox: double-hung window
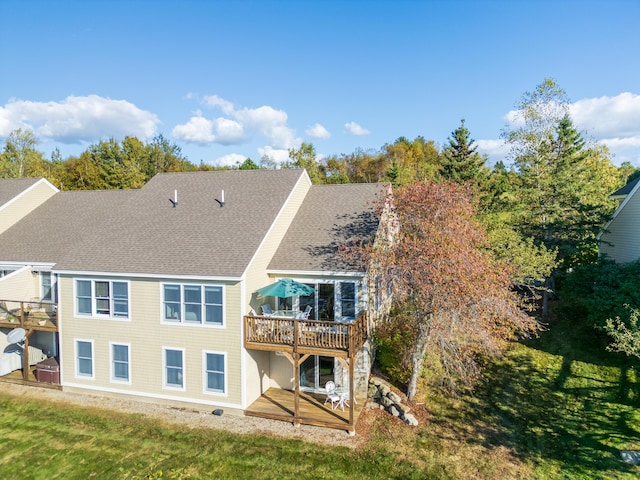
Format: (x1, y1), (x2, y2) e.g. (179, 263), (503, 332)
(340, 281), (356, 318)
(76, 279), (129, 318)
(111, 343), (130, 383)
(76, 340), (93, 378)
(203, 352), (226, 394)
(41, 272), (54, 302)
(163, 284), (223, 325)
(164, 348), (184, 389)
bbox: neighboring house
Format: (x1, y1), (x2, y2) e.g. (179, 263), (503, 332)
(0, 169), (391, 432)
(598, 177), (640, 263)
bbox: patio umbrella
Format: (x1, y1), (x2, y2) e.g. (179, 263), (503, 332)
(256, 278), (315, 298)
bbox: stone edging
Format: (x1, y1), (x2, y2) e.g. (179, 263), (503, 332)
(367, 376), (418, 426)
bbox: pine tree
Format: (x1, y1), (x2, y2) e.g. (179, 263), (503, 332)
(441, 119), (488, 186)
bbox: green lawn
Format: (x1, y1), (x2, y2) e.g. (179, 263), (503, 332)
(475, 313), (640, 478)
(1, 311), (639, 479)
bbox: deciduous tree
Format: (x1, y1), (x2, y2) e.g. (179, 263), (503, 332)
(351, 181), (539, 399)
(502, 79), (619, 315)
(0, 129), (47, 178)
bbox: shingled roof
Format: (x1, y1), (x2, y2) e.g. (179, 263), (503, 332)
(611, 177), (640, 199)
(0, 178), (46, 207)
(0, 169), (307, 277)
(268, 183), (384, 273)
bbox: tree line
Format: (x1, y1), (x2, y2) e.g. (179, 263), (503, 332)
(2, 78), (637, 398)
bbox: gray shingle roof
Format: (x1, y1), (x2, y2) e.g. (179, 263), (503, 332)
(268, 183), (384, 273)
(0, 170), (307, 277)
(611, 177), (640, 198)
(0, 178), (44, 207)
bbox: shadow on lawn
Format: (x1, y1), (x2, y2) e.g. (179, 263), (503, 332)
(456, 311), (640, 478)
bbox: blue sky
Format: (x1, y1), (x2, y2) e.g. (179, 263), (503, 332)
(1, 0), (639, 167)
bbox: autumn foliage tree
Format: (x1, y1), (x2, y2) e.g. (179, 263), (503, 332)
(362, 181), (540, 399)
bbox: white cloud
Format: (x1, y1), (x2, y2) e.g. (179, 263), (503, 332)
(235, 105), (299, 149)
(212, 117), (245, 145)
(476, 139), (510, 160)
(570, 93), (640, 139)
(258, 145), (291, 163)
(0, 95), (159, 143)
(203, 94), (235, 115)
(210, 153), (247, 167)
(344, 121), (370, 136)
(306, 123), (330, 139)
(173, 96), (300, 151)
(171, 113), (216, 144)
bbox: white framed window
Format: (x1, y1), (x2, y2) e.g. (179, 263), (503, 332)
(203, 351), (226, 395)
(339, 281), (356, 318)
(76, 279), (129, 319)
(163, 347), (185, 390)
(40, 272), (55, 302)
(110, 342), (131, 383)
(162, 284), (223, 326)
(75, 339), (94, 379)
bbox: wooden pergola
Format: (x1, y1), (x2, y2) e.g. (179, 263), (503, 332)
(244, 311), (368, 431)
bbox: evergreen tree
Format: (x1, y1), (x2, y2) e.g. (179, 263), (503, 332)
(502, 79), (619, 314)
(238, 158), (259, 170)
(440, 119), (488, 186)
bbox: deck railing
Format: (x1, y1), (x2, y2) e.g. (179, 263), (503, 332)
(0, 299), (58, 331)
(244, 311), (367, 356)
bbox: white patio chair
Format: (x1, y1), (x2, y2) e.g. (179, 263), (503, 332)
(261, 304), (273, 316)
(323, 381), (341, 410)
(300, 305), (312, 319)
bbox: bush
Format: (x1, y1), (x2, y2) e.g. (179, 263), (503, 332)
(559, 259), (640, 330)
(374, 309), (415, 385)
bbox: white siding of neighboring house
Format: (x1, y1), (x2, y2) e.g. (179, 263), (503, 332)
(58, 274), (245, 410)
(600, 192), (640, 263)
(0, 180), (58, 234)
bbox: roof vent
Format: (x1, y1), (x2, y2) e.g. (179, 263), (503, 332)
(215, 189), (225, 207)
(169, 189), (178, 207)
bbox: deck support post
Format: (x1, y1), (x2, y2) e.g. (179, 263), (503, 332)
(293, 352), (300, 421)
(349, 353), (355, 428)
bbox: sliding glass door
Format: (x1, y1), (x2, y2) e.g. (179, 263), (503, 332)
(300, 356), (334, 392)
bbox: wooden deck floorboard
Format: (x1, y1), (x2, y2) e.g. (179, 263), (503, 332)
(245, 388), (363, 431)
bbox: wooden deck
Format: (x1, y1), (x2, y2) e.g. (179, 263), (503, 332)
(0, 366), (62, 390)
(0, 299), (58, 332)
(245, 388), (364, 432)
(244, 311), (367, 357)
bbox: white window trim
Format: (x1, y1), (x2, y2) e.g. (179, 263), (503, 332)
(162, 346), (186, 391)
(74, 278), (131, 321)
(160, 283), (225, 327)
(337, 280), (358, 321)
(109, 342), (131, 385)
(75, 339), (94, 380)
(39, 271), (56, 302)
(202, 350), (227, 396)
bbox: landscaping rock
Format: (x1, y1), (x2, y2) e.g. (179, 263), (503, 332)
(402, 413), (419, 426)
(367, 376), (418, 427)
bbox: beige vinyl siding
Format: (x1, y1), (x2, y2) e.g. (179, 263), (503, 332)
(241, 174), (311, 402)
(0, 180), (57, 234)
(244, 175), (311, 312)
(59, 275), (243, 407)
(0, 266), (37, 306)
(600, 195), (640, 263)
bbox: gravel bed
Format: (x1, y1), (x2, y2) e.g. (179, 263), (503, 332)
(2, 382), (367, 448)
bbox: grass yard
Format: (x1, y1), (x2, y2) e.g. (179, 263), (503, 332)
(1, 310), (639, 479)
